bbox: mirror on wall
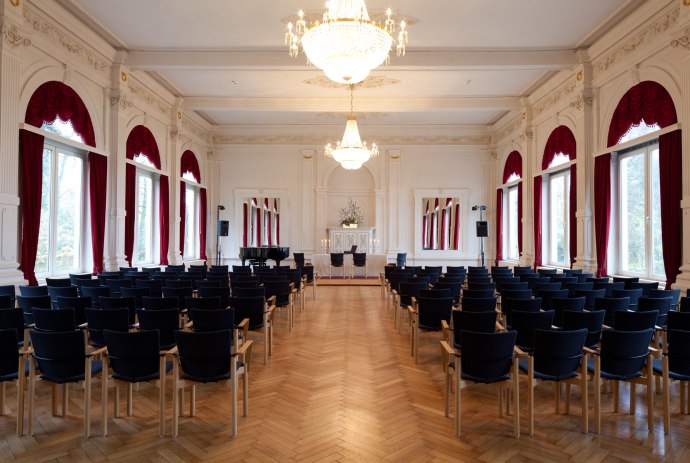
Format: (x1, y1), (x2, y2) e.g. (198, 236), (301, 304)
(241, 197), (281, 246)
(421, 197), (461, 250)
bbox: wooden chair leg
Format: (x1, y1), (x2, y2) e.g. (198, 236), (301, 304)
(513, 358), (520, 438)
(629, 382), (635, 415)
(84, 359), (92, 438)
(455, 357), (461, 438)
(159, 357), (166, 437)
(581, 355), (588, 434)
(101, 369), (108, 436)
(646, 360), (654, 432)
(172, 363), (179, 437)
(594, 357), (601, 434)
(231, 357), (238, 438)
(528, 357), (534, 436)
(662, 357), (670, 435)
(16, 364), (25, 436)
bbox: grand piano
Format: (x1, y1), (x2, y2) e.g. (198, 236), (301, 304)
(239, 246), (290, 267)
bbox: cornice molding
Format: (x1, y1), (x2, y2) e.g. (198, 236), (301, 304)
(303, 75), (401, 89)
(1, 22), (31, 49)
(569, 93), (594, 112)
(592, 6), (680, 77)
(109, 94), (133, 111)
(671, 27), (690, 50)
(495, 117), (522, 142)
(181, 118), (210, 144)
(22, 6), (108, 74)
(533, 78), (577, 117)
(127, 80), (170, 116)
(213, 134), (491, 146)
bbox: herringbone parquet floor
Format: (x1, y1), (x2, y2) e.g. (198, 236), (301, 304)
(2, 285), (690, 462)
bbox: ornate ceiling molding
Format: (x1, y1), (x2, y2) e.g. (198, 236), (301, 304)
(213, 134), (491, 146)
(315, 112), (389, 120)
(303, 75), (401, 89)
(593, 6), (679, 77)
(533, 79), (577, 117)
(2, 23), (31, 49)
(495, 118), (522, 142)
(127, 81), (170, 116)
(569, 93), (594, 112)
(671, 27), (690, 50)
(22, 6), (108, 74)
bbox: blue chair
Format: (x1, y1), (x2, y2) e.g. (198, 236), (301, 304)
(80, 286), (111, 308)
(501, 297), (541, 327)
(588, 328), (655, 434)
(329, 253), (345, 278)
(549, 297), (585, 328)
(55, 296), (90, 326)
(519, 328), (588, 434)
(105, 279), (133, 297)
(613, 310), (659, 332)
(441, 330), (520, 438)
(562, 310), (605, 349)
(611, 288), (643, 311)
(612, 276), (639, 289)
(447, 310), (498, 349)
(573, 288), (606, 310)
(18, 285), (48, 297)
(120, 286), (150, 309)
(462, 288), (495, 300)
(45, 277), (71, 287)
(412, 296), (453, 363)
(594, 297), (631, 326)
(136, 279), (163, 298)
(47, 285), (78, 307)
(638, 296), (673, 327)
(27, 329), (103, 437)
(137, 309), (178, 350)
(99, 296), (137, 327)
(510, 310), (555, 352)
(229, 296), (273, 365)
(102, 329), (170, 437)
(649, 289), (681, 311)
(0, 309), (28, 347)
(189, 308), (236, 334)
(538, 289), (569, 310)
(171, 330), (251, 437)
(630, 281), (659, 296)
(0, 328), (25, 434)
(460, 296), (497, 313)
(655, 329), (690, 434)
(16, 295), (51, 325)
(0, 286), (16, 308)
(595, 281), (625, 297)
(32, 307), (77, 332)
(395, 253), (407, 268)
(85, 308), (129, 348)
(395, 282), (427, 330)
(141, 296), (179, 311)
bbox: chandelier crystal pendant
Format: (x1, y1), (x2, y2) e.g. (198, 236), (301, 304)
(285, 0), (408, 84)
(325, 85), (379, 170)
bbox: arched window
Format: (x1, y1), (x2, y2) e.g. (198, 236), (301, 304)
(180, 150), (207, 261)
(535, 126), (576, 269)
(20, 81), (103, 284)
(125, 125), (164, 266)
(496, 151), (522, 263)
(602, 81), (680, 285)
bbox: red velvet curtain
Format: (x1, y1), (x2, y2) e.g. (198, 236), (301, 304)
(199, 188), (207, 261)
(159, 175), (170, 265)
(254, 198), (260, 246)
(126, 125), (161, 168)
(88, 153), (107, 274)
(542, 126), (576, 169)
(608, 81), (677, 147)
(431, 198), (439, 249)
(180, 150), (201, 182)
(265, 198), (271, 246)
(503, 151), (523, 183)
(453, 203), (460, 251)
(440, 198), (451, 250)
(516, 182), (523, 257)
(275, 199), (280, 245)
(569, 164), (577, 268)
(242, 203), (248, 247)
(179, 182), (186, 256)
(19, 129), (44, 285)
(124, 163), (136, 266)
(594, 154), (611, 277)
(25, 81), (95, 147)
(495, 188), (503, 266)
(533, 176), (542, 270)
(659, 130), (682, 288)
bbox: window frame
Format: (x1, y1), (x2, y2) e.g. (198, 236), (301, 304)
(504, 183), (520, 262)
(545, 167), (570, 267)
(183, 182), (200, 260)
(132, 167), (160, 266)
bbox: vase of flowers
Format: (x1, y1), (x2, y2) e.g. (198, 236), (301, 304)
(339, 197), (364, 228)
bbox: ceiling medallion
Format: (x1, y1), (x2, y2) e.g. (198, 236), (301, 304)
(285, 0), (408, 84)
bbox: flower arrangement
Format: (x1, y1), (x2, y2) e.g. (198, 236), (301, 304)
(339, 197), (364, 226)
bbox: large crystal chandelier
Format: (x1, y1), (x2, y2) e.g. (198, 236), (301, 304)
(285, 0), (408, 84)
(325, 85), (379, 170)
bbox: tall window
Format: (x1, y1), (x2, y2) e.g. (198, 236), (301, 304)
(618, 141), (664, 279)
(35, 143), (85, 277)
(184, 186), (199, 259)
(547, 169), (570, 266)
(134, 170), (154, 264)
(506, 185), (519, 260)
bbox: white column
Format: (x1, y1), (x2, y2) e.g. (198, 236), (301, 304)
(673, 52), (690, 291)
(520, 115), (536, 267)
(301, 150), (315, 258)
(315, 187), (328, 253)
(374, 188), (386, 254)
(386, 150), (402, 258)
(0, 11), (31, 285)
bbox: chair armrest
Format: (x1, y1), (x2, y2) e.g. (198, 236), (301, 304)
(267, 295), (277, 306)
(514, 346), (528, 357)
(441, 320), (452, 332)
(265, 304), (276, 316)
(583, 346), (599, 356)
(236, 339), (254, 367)
(440, 340), (459, 358)
(166, 346), (179, 357)
(602, 323), (612, 330)
(235, 318), (250, 343)
(87, 346), (107, 358)
(648, 346), (660, 358)
(183, 320), (194, 330)
(495, 321), (506, 332)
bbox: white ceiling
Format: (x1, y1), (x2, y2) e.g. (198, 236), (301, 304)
(59, 0), (644, 130)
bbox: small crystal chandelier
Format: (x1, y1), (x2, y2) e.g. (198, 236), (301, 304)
(325, 85), (379, 170)
(285, 0), (408, 84)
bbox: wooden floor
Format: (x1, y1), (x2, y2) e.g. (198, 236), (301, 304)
(2, 286), (690, 462)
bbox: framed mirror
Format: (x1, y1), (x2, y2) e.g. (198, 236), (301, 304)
(414, 189), (468, 257)
(234, 189), (288, 249)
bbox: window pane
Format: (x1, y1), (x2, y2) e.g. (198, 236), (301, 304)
(135, 174), (153, 264)
(550, 174), (566, 265)
(184, 188), (196, 258)
(507, 187), (518, 260)
(620, 152), (645, 274)
(35, 148), (53, 275)
(650, 148), (665, 278)
(54, 152), (82, 272)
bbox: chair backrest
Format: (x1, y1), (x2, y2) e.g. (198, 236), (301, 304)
(0, 309), (25, 345)
(85, 308), (129, 347)
(510, 310), (555, 351)
(611, 288), (643, 308)
(533, 282), (562, 293)
(398, 282), (428, 306)
(575, 273), (595, 283)
(536, 289), (569, 310)
(594, 281), (626, 297)
(537, 268), (558, 276)
(190, 308), (235, 332)
(301, 265), (315, 283)
(233, 286), (265, 298)
(189, 265), (208, 278)
(81, 286), (111, 304)
(498, 281), (529, 292)
(593, 296), (631, 326)
(45, 277), (71, 287)
(293, 253), (305, 267)
(30, 330), (86, 382)
(459, 330), (517, 382)
(500, 289), (532, 300)
(353, 253), (367, 266)
(69, 273), (93, 286)
(419, 288), (450, 299)
(186, 296), (223, 312)
(526, 277), (551, 290)
(599, 329), (654, 377)
(0, 328), (19, 377)
(104, 329), (161, 380)
(174, 330), (232, 382)
(99, 296), (137, 325)
(142, 296), (179, 311)
(562, 269), (583, 276)
(562, 310), (605, 348)
(416, 297), (453, 331)
(164, 279), (193, 289)
(55, 296), (90, 325)
(32, 307), (76, 332)
(330, 253), (344, 266)
(433, 282), (461, 304)
(19, 285), (48, 297)
(229, 296), (265, 330)
(466, 282), (496, 292)
(162, 287), (194, 311)
(612, 276), (639, 289)
(467, 276), (492, 285)
(137, 309), (179, 349)
(47, 285), (79, 304)
(460, 296), (497, 313)
(648, 288), (681, 309)
(263, 281), (292, 306)
(16, 295), (52, 325)
(135, 279), (163, 297)
(667, 329), (690, 377)
(573, 288), (606, 309)
(613, 310), (659, 331)
(396, 253), (407, 268)
(549, 297), (585, 327)
(120, 286), (151, 308)
(105, 279), (133, 296)
(564, 282), (594, 297)
(629, 281), (659, 296)
(451, 310), (497, 348)
(668, 311), (690, 332)
(231, 265), (251, 274)
(501, 297), (542, 326)
(197, 287), (230, 306)
(531, 329), (587, 378)
(0, 285), (16, 305)
(637, 296), (673, 326)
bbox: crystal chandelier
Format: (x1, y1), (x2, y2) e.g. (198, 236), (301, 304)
(325, 85), (379, 170)
(285, 0), (408, 84)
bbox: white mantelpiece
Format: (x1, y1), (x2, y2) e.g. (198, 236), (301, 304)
(326, 227), (375, 253)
